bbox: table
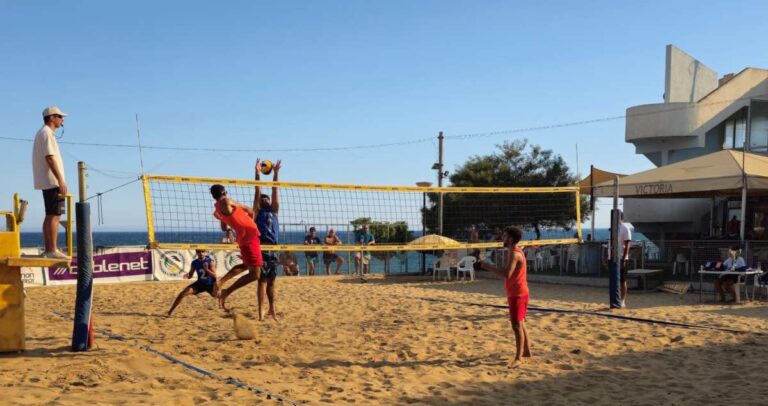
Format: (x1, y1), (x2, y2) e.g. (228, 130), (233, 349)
(627, 269), (664, 291)
(697, 269), (762, 303)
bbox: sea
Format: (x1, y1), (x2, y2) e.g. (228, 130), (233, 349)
(20, 228), (645, 275)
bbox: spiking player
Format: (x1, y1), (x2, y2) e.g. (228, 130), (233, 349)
(211, 184), (264, 311)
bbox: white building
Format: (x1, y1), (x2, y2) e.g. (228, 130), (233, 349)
(624, 45), (768, 240)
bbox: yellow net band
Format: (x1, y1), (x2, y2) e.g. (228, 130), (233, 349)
(142, 174), (578, 194)
(152, 239), (579, 252)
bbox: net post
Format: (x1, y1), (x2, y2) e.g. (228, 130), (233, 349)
(72, 162), (94, 351)
(575, 189), (582, 241)
(141, 175), (157, 246)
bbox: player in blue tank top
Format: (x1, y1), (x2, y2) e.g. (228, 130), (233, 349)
(166, 250), (217, 316)
(253, 158), (281, 321)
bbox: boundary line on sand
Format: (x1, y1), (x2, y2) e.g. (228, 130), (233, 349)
(404, 297), (768, 337)
(51, 311), (299, 405)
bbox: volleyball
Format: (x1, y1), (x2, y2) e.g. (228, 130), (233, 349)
(260, 160), (274, 175)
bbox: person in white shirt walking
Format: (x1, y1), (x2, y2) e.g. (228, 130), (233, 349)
(32, 106), (69, 259)
(618, 211), (632, 307)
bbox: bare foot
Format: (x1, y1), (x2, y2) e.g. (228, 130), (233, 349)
(218, 289), (231, 311)
(507, 359), (522, 369)
(268, 309), (280, 322)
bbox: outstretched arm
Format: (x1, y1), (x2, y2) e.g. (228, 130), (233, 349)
(271, 160), (281, 214)
(254, 158), (263, 213)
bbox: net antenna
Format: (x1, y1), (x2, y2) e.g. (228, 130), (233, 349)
(135, 113), (145, 176)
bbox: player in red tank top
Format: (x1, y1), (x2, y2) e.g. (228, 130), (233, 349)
(210, 184), (264, 311)
(477, 226), (531, 369)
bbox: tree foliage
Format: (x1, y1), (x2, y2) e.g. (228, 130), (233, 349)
(350, 217), (414, 261)
(424, 140), (588, 237)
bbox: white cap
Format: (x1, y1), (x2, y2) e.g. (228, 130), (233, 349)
(42, 106), (67, 117)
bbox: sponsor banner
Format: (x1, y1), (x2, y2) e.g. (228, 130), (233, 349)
(20, 248), (46, 286)
(46, 247), (153, 286)
(152, 249), (243, 281)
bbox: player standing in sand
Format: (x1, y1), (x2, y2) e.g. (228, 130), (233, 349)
(166, 250), (218, 316)
(211, 184), (264, 310)
(476, 226), (531, 368)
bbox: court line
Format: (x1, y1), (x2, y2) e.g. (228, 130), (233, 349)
(52, 311), (299, 405)
(402, 297), (768, 336)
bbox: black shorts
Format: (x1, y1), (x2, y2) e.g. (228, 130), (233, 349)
(323, 252), (338, 265)
(42, 187), (63, 216)
(620, 260), (628, 284)
(190, 280), (216, 296)
(261, 253), (278, 279)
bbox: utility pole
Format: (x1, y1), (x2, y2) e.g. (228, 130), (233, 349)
(438, 132), (445, 235)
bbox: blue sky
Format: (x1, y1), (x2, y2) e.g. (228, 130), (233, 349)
(2, 1), (768, 231)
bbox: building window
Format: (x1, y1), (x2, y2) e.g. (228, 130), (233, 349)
(750, 101), (768, 152)
(723, 109), (747, 150)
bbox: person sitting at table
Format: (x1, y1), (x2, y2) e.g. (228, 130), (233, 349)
(713, 246), (746, 302)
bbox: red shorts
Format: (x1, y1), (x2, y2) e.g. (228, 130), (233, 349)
(507, 294), (529, 322)
(239, 237), (264, 268)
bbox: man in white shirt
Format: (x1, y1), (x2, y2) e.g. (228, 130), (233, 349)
(617, 211), (632, 307)
(32, 106), (69, 258)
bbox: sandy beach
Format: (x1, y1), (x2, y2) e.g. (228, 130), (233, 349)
(4, 275), (768, 405)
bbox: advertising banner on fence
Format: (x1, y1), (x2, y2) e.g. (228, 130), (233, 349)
(152, 249), (243, 281)
(46, 247), (153, 286)
(20, 248), (46, 286)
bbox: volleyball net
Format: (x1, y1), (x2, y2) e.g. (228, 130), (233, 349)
(141, 174), (582, 251)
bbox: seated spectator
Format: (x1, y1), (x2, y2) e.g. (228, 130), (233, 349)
(279, 251), (300, 276)
(714, 246), (746, 302)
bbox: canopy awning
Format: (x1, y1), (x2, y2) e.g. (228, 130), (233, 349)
(578, 167), (626, 194)
(592, 150), (768, 198)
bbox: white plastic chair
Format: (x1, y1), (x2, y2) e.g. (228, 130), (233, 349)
(673, 253), (689, 276)
(432, 253), (457, 281)
(456, 256), (477, 281)
(754, 270), (767, 300)
(566, 244), (580, 273)
(525, 248), (542, 273)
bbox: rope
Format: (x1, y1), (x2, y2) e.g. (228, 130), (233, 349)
(404, 296), (768, 336)
(85, 178), (141, 201)
(51, 311), (299, 405)
(4, 91), (766, 154)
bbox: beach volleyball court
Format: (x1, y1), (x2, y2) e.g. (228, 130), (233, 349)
(4, 276), (768, 405)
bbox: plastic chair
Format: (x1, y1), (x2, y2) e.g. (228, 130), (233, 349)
(673, 253), (689, 276)
(525, 248), (542, 273)
(566, 244), (580, 273)
(754, 270), (767, 300)
(456, 256), (477, 281)
(432, 253), (457, 281)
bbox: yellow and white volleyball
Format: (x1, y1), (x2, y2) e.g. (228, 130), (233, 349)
(260, 160), (274, 175)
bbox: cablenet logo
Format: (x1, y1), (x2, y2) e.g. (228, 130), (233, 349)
(159, 251), (187, 278)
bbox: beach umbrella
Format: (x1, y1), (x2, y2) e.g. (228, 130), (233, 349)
(408, 234), (461, 247)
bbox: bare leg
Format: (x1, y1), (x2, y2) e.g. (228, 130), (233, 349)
(335, 257), (344, 274)
(218, 264), (248, 288)
(167, 287), (194, 316)
(521, 320), (531, 357)
(354, 257), (360, 276)
(257, 278), (267, 321)
(325, 262), (331, 275)
(714, 279), (725, 301)
(509, 321), (525, 368)
(266, 277), (278, 320)
(42, 216), (51, 252)
(219, 266), (260, 310)
(308, 261), (315, 276)
(50, 215), (60, 252)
